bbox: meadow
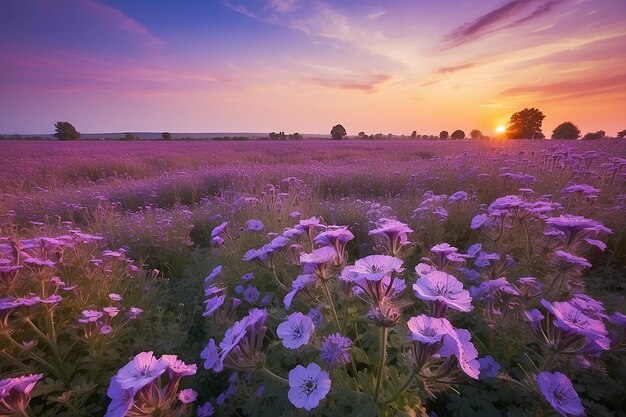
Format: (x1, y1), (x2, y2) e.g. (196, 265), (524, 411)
(1, 139), (625, 417)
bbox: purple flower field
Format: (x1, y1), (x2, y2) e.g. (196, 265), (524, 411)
(1, 139), (626, 417)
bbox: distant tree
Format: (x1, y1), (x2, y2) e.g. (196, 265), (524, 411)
(617, 129), (626, 138)
(411, 130), (417, 138)
(331, 124), (347, 140)
(506, 108), (545, 139)
(54, 121), (80, 141)
(374, 133), (383, 140)
(582, 130), (606, 140)
(421, 135), (429, 140)
(292, 132), (302, 140)
(162, 132), (172, 140)
(439, 130), (449, 140)
(551, 122), (580, 140)
(451, 129), (465, 140)
(470, 129), (482, 139)
(122, 133), (137, 141)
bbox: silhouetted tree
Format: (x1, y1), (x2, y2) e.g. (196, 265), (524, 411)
(470, 129), (482, 139)
(582, 131), (606, 140)
(122, 133), (137, 141)
(331, 124), (347, 140)
(551, 122), (580, 140)
(358, 131), (367, 139)
(439, 130), (449, 140)
(421, 135), (429, 140)
(54, 121), (80, 141)
(451, 129), (465, 140)
(162, 132), (172, 140)
(506, 108), (545, 139)
(617, 129), (626, 138)
(411, 130), (417, 138)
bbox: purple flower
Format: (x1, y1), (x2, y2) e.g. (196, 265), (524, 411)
(284, 274), (316, 310)
(211, 221), (229, 238)
(115, 351), (168, 392)
(415, 263), (436, 277)
(79, 309), (103, 323)
(430, 243), (458, 255)
(0, 373), (43, 415)
(368, 218), (413, 255)
(477, 356), (500, 379)
(178, 388), (198, 404)
(300, 246), (336, 265)
(277, 312), (314, 349)
(204, 266), (222, 285)
(314, 225), (354, 263)
(161, 355), (197, 378)
(287, 363), (331, 411)
(413, 271), (473, 314)
(201, 339), (223, 373)
(407, 315), (452, 344)
(243, 285), (260, 303)
(439, 328), (480, 379)
(104, 377), (134, 417)
(320, 333), (352, 368)
(341, 255), (404, 282)
(100, 325), (113, 335)
(197, 402), (215, 417)
(448, 191), (468, 203)
(541, 299), (609, 351)
(537, 371), (585, 417)
(246, 219), (265, 232)
(471, 214), (488, 229)
(554, 250), (592, 269)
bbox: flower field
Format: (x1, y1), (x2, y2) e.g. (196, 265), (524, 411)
(1, 139), (625, 417)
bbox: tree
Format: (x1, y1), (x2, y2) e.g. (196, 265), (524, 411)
(122, 133), (137, 141)
(357, 131), (367, 139)
(411, 130), (417, 138)
(439, 130), (449, 140)
(162, 132), (172, 140)
(551, 122), (580, 140)
(617, 129), (626, 138)
(54, 122), (80, 141)
(506, 108), (545, 139)
(470, 129), (482, 139)
(331, 124), (347, 140)
(582, 131), (605, 140)
(451, 129), (465, 140)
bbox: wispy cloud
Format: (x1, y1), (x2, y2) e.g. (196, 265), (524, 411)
(443, 0), (566, 49)
(437, 63), (477, 73)
(310, 73), (391, 92)
(498, 73), (626, 101)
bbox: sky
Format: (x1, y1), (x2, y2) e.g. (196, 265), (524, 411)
(0, 0), (625, 136)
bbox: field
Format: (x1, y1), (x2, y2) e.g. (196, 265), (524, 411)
(1, 139), (625, 417)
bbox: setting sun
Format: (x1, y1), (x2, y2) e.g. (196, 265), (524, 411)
(496, 125), (506, 133)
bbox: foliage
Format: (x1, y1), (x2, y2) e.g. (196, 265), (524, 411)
(54, 122), (80, 141)
(582, 131), (606, 140)
(439, 130), (449, 140)
(451, 129), (465, 140)
(552, 122), (581, 140)
(162, 132), (172, 140)
(470, 129), (482, 139)
(617, 129), (626, 139)
(506, 108), (545, 139)
(331, 124), (347, 140)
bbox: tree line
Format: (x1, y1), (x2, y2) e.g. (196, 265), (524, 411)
(7, 114), (622, 141)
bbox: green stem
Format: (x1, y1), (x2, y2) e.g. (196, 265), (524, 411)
(382, 368), (417, 405)
(259, 367), (289, 385)
(321, 279), (341, 333)
(521, 219), (531, 260)
(374, 327), (389, 403)
(271, 268), (289, 291)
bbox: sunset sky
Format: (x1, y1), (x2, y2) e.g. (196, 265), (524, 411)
(1, 0), (625, 136)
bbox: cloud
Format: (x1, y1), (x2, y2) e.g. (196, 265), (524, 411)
(310, 74), (391, 92)
(437, 63), (477, 73)
(265, 0), (298, 13)
(443, 0), (566, 49)
(498, 73), (626, 102)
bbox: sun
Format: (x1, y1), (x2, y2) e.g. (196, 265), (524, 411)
(496, 125), (506, 133)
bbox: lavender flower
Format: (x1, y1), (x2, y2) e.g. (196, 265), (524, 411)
(407, 315), (452, 344)
(368, 218), (413, 255)
(197, 402), (215, 416)
(288, 363), (331, 410)
(243, 285), (260, 303)
(115, 351), (168, 392)
(341, 255), (404, 282)
(413, 271), (473, 315)
(537, 371), (585, 417)
(470, 214), (488, 229)
(178, 388), (197, 404)
(277, 312), (314, 349)
(211, 221), (229, 238)
(0, 374), (43, 415)
(284, 273), (316, 310)
(246, 219), (265, 232)
(477, 356), (500, 379)
(319, 333), (352, 368)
